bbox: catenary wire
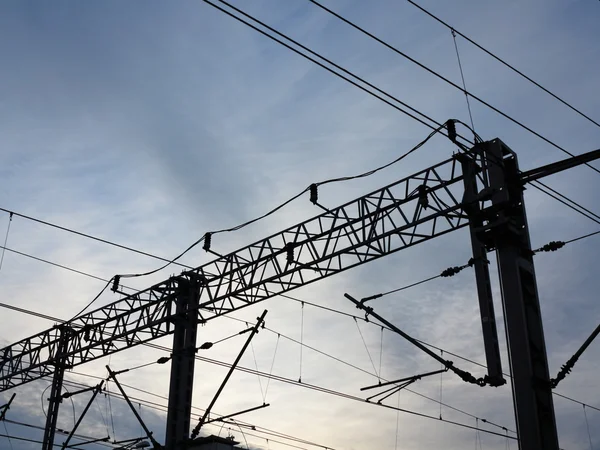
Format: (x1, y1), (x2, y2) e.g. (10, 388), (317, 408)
(0, 213), (12, 272)
(305, 0), (600, 175)
(406, 0), (600, 130)
(451, 29), (476, 135)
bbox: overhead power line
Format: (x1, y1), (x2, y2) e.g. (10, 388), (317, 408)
(406, 0), (600, 130)
(305, 0), (600, 176)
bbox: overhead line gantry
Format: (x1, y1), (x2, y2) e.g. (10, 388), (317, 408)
(1, 137), (599, 450)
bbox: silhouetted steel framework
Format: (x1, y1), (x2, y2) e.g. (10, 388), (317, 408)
(1, 140), (599, 450)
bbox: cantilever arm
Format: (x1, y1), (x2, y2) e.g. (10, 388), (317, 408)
(106, 366), (162, 449)
(191, 309), (268, 439)
(61, 381), (104, 449)
(551, 322), (600, 388)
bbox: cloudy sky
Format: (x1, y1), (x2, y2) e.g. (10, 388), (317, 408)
(1, 0), (599, 449)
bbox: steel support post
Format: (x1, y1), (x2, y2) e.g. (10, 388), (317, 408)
(459, 152), (505, 386)
(485, 139), (559, 450)
(42, 325), (72, 450)
(165, 276), (202, 450)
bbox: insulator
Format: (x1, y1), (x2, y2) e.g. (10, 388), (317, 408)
(440, 266), (462, 277)
(309, 183), (318, 204)
(418, 185), (429, 209)
(285, 243), (295, 263)
(111, 275), (121, 293)
(540, 240), (565, 252)
(203, 232), (212, 252)
(446, 120), (457, 143)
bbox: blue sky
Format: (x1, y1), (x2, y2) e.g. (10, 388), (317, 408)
(1, 0), (599, 449)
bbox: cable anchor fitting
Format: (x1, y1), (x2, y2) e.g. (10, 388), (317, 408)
(440, 265), (464, 277)
(284, 242), (295, 264)
(203, 232), (212, 252)
(537, 240), (565, 253)
(445, 119), (457, 143)
(111, 275), (121, 293)
(309, 183), (318, 205)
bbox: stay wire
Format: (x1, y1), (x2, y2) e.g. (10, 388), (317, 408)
(249, 340), (265, 401)
(451, 29), (476, 136)
(394, 391), (400, 450)
(378, 326), (384, 382)
(0, 213), (12, 272)
(263, 334), (280, 403)
(299, 302), (304, 383)
(439, 349), (444, 419)
(354, 317), (379, 377)
(306, 0), (600, 175)
(107, 380), (116, 440)
(407, 0), (600, 130)
(583, 404), (594, 450)
(2, 420), (13, 450)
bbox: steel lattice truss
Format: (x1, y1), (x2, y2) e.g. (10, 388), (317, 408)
(1, 154), (484, 391)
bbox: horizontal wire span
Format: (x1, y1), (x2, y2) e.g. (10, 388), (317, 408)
(406, 0), (600, 130)
(305, 0), (600, 176)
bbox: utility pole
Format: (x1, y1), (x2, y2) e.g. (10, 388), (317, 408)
(483, 139), (559, 450)
(164, 275), (203, 450)
(459, 151), (505, 386)
(42, 324), (72, 450)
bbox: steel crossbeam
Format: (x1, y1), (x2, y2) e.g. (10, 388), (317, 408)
(1, 155), (475, 392)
